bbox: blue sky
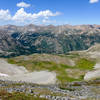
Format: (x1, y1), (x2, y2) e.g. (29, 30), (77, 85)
(0, 0), (100, 25)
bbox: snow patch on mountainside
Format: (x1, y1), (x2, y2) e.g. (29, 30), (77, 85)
(84, 63), (100, 81)
(0, 59), (56, 84)
(0, 73), (9, 77)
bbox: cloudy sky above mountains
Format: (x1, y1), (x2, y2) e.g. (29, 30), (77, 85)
(0, 0), (100, 25)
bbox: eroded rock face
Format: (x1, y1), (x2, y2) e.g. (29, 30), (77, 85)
(1, 24), (100, 57)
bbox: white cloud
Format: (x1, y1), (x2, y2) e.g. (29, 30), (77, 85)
(12, 8), (33, 23)
(33, 10), (60, 19)
(89, 0), (99, 3)
(17, 2), (31, 8)
(12, 8), (60, 24)
(0, 8), (61, 25)
(0, 9), (11, 20)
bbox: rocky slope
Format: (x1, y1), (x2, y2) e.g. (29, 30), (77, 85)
(1, 24), (100, 57)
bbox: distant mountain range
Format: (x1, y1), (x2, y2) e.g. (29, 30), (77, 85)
(1, 24), (100, 57)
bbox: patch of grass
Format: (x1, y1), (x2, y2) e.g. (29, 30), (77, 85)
(7, 59), (17, 64)
(60, 64), (72, 69)
(76, 58), (96, 70)
(57, 73), (79, 83)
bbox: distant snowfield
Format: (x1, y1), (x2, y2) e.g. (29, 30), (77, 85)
(0, 59), (56, 84)
(80, 47), (100, 81)
(0, 73), (9, 77)
(84, 63), (100, 81)
(94, 63), (100, 69)
(84, 69), (100, 81)
(8, 71), (56, 84)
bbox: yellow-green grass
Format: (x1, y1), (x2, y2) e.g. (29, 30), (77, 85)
(7, 54), (96, 84)
(0, 90), (47, 100)
(76, 58), (95, 70)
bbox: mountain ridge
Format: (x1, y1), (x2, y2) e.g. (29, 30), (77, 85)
(1, 24), (100, 57)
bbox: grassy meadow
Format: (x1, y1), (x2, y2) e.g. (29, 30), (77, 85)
(7, 53), (96, 84)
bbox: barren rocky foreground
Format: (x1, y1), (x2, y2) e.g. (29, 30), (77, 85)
(0, 79), (100, 100)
